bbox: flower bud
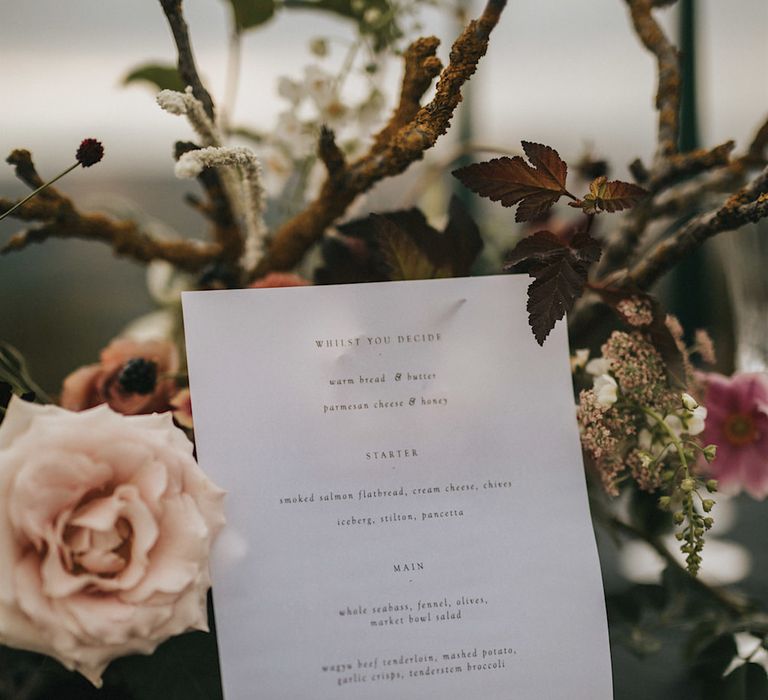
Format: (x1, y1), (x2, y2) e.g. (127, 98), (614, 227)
(673, 511), (685, 524)
(658, 496), (671, 509)
(702, 499), (715, 512)
(703, 445), (717, 462)
(703, 517), (714, 529)
(681, 393), (699, 410)
(706, 479), (718, 493)
(680, 478), (695, 493)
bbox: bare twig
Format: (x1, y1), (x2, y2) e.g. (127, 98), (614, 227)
(625, 0), (681, 160)
(629, 166), (768, 289)
(650, 165), (743, 218)
(0, 150), (221, 271)
(744, 114), (768, 167)
(317, 126), (346, 177)
(648, 140), (735, 192)
(159, 0), (216, 120)
(597, 142), (737, 277)
(250, 0), (507, 278)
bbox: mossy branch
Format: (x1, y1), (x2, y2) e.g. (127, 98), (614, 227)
(248, 0), (507, 278)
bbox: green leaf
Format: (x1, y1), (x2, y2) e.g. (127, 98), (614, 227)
(123, 63), (186, 92)
(226, 0), (276, 31)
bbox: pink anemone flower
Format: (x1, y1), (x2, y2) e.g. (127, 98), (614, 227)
(701, 372), (768, 499)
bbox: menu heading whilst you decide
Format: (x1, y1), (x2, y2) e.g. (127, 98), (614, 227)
(182, 276), (613, 699)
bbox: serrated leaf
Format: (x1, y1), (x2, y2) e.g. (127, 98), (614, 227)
(504, 230), (566, 269)
(453, 141), (569, 222)
(576, 176), (648, 214)
(226, 0), (276, 31)
(527, 255), (589, 345)
(374, 216), (452, 281)
(570, 227), (603, 263)
(504, 227), (601, 344)
(123, 63), (185, 92)
(317, 199), (481, 284)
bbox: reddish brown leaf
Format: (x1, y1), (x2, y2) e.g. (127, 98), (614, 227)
(504, 228), (601, 345)
(453, 141), (569, 222)
(374, 215), (452, 281)
(315, 198), (482, 284)
(527, 255), (589, 345)
(573, 176), (648, 214)
(504, 230), (566, 269)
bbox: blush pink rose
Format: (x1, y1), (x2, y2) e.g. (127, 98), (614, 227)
(0, 396), (225, 685)
(61, 338), (179, 415)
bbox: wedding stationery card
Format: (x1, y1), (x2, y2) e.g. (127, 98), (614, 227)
(182, 276), (613, 699)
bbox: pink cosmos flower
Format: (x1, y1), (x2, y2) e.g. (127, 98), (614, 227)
(701, 372), (768, 499)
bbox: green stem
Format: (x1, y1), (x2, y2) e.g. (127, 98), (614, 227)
(0, 162), (79, 222)
(604, 514), (750, 616)
(643, 406), (699, 568)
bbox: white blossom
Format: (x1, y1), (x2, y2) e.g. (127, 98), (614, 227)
(687, 405), (708, 436)
(594, 374), (618, 408)
(586, 357), (611, 376)
(681, 392), (699, 411)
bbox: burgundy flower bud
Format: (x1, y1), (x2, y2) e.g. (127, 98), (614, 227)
(75, 138), (104, 167)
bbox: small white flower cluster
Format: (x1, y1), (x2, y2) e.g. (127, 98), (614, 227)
(272, 63), (384, 161)
(571, 349), (617, 408)
(638, 393), (708, 459)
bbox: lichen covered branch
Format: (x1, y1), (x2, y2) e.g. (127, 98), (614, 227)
(625, 0), (681, 159)
(250, 0), (507, 278)
(370, 37), (443, 153)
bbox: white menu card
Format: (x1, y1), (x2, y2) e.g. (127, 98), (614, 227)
(182, 276), (612, 700)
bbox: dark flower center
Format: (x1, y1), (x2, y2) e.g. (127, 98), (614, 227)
(118, 358), (158, 395)
(723, 412), (757, 447)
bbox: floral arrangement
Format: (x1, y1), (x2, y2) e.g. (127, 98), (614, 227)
(1, 0), (767, 697)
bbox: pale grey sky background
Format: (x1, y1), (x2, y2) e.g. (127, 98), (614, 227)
(0, 0), (765, 177)
(0, 0), (766, 394)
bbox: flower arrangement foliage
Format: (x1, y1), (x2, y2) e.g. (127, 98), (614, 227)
(0, 0), (767, 697)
